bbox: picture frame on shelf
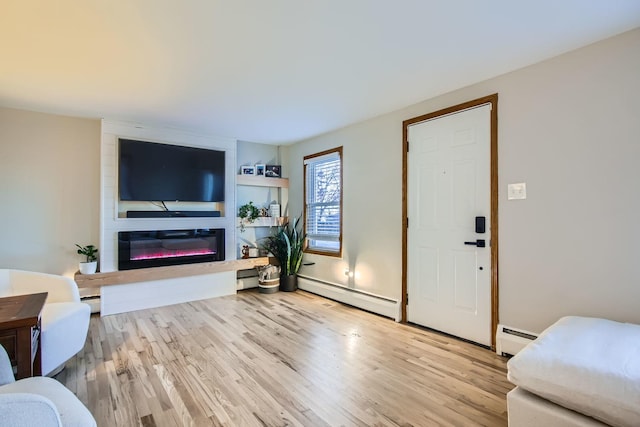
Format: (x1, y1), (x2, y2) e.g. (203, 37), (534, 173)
(265, 165), (282, 178)
(255, 164), (265, 176)
(241, 165), (256, 175)
(269, 203), (281, 218)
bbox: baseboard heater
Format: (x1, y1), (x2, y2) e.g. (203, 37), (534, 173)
(495, 324), (538, 356)
(297, 275), (400, 321)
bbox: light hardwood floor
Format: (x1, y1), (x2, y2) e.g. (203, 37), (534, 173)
(57, 290), (512, 426)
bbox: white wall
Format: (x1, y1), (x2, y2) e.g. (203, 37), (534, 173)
(0, 108), (100, 276)
(288, 28), (640, 333)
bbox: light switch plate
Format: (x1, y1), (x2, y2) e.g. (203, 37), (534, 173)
(508, 182), (527, 200)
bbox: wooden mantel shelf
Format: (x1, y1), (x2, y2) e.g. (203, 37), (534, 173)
(75, 257), (270, 288)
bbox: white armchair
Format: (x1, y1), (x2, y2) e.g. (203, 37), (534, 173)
(0, 344), (96, 427)
(0, 270), (91, 376)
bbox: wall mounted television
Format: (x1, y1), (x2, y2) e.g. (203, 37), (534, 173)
(119, 139), (225, 202)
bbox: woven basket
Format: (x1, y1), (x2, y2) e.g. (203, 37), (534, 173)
(258, 278), (279, 294)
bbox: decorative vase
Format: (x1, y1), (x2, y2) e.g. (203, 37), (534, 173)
(280, 274), (298, 292)
(79, 261), (98, 275)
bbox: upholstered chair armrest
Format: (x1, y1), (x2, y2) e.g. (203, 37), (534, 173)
(0, 345), (15, 386)
(0, 393), (62, 427)
(8, 270), (80, 303)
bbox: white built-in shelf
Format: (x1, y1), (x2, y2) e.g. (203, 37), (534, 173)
(236, 175), (289, 188)
(238, 217), (287, 228)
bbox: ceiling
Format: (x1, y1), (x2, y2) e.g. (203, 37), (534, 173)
(1, 1), (639, 144)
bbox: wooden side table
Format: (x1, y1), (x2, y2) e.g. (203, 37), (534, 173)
(0, 292), (47, 379)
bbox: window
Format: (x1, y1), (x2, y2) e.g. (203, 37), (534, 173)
(304, 147), (342, 256)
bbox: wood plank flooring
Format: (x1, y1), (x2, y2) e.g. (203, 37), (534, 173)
(57, 290), (512, 426)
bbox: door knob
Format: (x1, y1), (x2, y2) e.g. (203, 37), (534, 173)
(464, 239), (486, 247)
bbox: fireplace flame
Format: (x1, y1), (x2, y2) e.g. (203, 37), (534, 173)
(130, 248), (215, 261)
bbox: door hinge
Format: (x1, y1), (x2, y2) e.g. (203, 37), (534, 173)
(406, 218), (409, 228)
(406, 141), (409, 152)
(406, 293), (409, 305)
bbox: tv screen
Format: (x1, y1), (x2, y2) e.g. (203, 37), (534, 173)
(119, 139), (225, 202)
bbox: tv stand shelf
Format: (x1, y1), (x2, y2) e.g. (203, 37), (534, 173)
(75, 257), (269, 288)
(126, 210), (221, 218)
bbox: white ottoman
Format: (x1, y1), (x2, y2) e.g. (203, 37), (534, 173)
(507, 316), (640, 427)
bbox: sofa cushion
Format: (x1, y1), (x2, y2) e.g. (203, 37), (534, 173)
(507, 316), (640, 427)
(0, 393), (62, 427)
(0, 270), (11, 297)
(0, 377), (95, 427)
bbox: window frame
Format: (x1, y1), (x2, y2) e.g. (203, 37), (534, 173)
(303, 146), (343, 257)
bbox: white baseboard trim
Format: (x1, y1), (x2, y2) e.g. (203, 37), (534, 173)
(297, 275), (400, 321)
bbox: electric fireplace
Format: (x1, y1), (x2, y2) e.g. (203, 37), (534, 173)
(118, 228), (225, 270)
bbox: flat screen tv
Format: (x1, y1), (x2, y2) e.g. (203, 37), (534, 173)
(119, 139), (225, 202)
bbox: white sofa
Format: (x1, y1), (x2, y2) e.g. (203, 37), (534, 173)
(0, 270), (91, 376)
(0, 344), (96, 426)
(507, 316), (640, 427)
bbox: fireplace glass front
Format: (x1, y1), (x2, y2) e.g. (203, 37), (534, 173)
(118, 228), (225, 270)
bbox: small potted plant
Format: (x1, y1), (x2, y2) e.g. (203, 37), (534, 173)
(76, 244), (98, 274)
(238, 201), (260, 232)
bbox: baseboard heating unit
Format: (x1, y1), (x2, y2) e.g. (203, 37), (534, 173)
(496, 324), (538, 356)
(297, 275), (400, 321)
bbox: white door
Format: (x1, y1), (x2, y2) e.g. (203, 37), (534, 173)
(407, 104), (492, 346)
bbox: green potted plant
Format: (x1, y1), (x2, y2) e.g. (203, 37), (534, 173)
(76, 244), (98, 274)
(260, 216), (305, 291)
(238, 201), (260, 232)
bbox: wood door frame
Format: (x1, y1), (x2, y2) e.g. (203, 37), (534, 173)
(401, 93), (499, 350)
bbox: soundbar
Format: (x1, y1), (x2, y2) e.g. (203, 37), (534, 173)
(126, 210), (221, 218)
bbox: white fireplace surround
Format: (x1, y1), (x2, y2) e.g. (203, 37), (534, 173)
(99, 120), (238, 315)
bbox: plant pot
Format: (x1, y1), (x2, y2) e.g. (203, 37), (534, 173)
(79, 261), (97, 275)
(258, 278), (280, 294)
(279, 274), (298, 292)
